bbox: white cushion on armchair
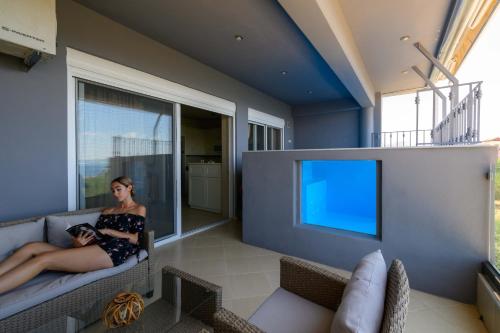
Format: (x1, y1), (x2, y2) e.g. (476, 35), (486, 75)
(331, 250), (387, 333)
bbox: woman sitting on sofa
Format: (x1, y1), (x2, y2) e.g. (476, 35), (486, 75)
(0, 176), (146, 295)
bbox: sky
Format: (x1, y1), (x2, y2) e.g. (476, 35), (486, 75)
(382, 7), (500, 141)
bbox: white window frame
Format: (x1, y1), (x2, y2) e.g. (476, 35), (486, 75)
(248, 108), (285, 151)
(66, 47), (236, 246)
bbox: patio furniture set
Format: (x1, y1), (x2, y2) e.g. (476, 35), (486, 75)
(0, 209), (409, 332)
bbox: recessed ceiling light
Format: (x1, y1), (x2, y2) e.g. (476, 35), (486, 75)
(400, 35), (410, 41)
(281, 71), (288, 75)
(401, 70), (409, 74)
(307, 90), (313, 94)
(234, 35), (243, 41)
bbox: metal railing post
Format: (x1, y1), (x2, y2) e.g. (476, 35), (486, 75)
(411, 65), (447, 142)
(415, 94), (420, 146)
(476, 84), (482, 142)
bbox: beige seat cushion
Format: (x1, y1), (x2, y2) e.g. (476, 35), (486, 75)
(248, 287), (334, 333)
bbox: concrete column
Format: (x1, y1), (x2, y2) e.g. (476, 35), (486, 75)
(374, 92), (382, 134)
(360, 106), (374, 147)
(371, 92), (382, 147)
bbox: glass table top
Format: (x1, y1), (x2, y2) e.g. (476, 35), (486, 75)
(28, 266), (219, 333)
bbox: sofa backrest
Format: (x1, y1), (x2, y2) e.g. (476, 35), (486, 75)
(47, 208), (103, 248)
(380, 259), (410, 333)
(0, 208), (151, 252)
(0, 218), (45, 262)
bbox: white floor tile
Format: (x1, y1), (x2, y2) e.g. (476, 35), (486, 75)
(229, 273), (273, 299)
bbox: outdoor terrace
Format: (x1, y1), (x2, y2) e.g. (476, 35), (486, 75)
(1, 1), (498, 332)
(156, 221), (488, 333)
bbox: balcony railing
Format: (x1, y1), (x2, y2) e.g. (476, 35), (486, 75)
(371, 130), (433, 148)
(372, 81), (482, 147)
(431, 82), (482, 145)
(371, 130), (432, 147)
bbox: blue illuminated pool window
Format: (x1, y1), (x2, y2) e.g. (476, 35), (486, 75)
(300, 160), (380, 236)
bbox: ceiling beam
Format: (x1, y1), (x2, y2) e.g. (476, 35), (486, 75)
(278, 0), (375, 107)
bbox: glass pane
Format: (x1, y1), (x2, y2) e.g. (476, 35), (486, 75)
(248, 123), (255, 151)
(256, 124), (265, 151)
(272, 127), (282, 150)
(266, 127), (282, 150)
(274, 128), (282, 150)
(267, 127), (272, 150)
(301, 160), (378, 236)
(77, 81), (175, 240)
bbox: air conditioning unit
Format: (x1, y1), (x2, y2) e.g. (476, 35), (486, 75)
(0, 0), (56, 66)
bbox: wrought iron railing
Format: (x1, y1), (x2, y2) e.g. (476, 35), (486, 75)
(372, 81), (482, 147)
(371, 130), (433, 148)
(431, 82), (482, 145)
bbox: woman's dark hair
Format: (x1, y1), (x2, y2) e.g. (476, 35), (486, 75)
(111, 176), (135, 197)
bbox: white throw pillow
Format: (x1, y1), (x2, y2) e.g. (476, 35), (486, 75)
(46, 212), (101, 248)
(0, 218), (45, 262)
(331, 250), (387, 333)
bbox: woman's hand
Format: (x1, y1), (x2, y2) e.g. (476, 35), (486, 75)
(72, 231), (95, 248)
(98, 228), (109, 236)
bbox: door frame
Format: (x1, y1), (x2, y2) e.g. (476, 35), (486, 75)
(66, 48), (236, 246)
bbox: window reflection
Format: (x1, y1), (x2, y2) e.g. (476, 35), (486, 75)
(77, 81), (175, 239)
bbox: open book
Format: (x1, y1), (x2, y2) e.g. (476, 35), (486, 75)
(65, 223), (105, 240)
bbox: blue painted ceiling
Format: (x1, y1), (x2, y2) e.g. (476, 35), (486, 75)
(75, 0), (353, 106)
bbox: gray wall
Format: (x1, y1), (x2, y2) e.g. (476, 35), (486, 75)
(242, 146), (497, 303)
(293, 99), (361, 149)
(0, 0), (294, 221)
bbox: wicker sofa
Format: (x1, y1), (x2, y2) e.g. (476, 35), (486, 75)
(0, 208), (154, 333)
(214, 256), (409, 333)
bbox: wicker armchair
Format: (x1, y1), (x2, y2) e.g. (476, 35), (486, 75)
(214, 256), (409, 333)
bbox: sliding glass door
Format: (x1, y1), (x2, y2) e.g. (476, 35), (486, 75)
(76, 80), (175, 240)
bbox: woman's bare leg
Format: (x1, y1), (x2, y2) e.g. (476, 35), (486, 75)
(0, 242), (62, 277)
(0, 245), (113, 294)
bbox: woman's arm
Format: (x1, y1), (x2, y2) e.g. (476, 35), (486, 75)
(99, 229), (139, 244)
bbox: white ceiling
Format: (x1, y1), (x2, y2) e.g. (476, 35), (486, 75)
(75, 0), (455, 105)
(75, 0), (352, 106)
(338, 0), (454, 95)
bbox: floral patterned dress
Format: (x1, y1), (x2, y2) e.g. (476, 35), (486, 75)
(94, 213), (145, 266)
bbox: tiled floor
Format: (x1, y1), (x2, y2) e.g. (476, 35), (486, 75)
(182, 204), (225, 233)
(155, 221), (488, 333)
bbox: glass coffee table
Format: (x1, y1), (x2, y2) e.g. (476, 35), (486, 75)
(29, 266), (222, 333)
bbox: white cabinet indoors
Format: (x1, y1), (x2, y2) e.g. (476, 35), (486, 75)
(188, 163), (221, 213)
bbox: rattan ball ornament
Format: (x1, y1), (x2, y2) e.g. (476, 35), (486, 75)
(103, 292), (145, 328)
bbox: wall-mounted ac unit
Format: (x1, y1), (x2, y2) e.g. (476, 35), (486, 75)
(0, 0), (56, 64)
